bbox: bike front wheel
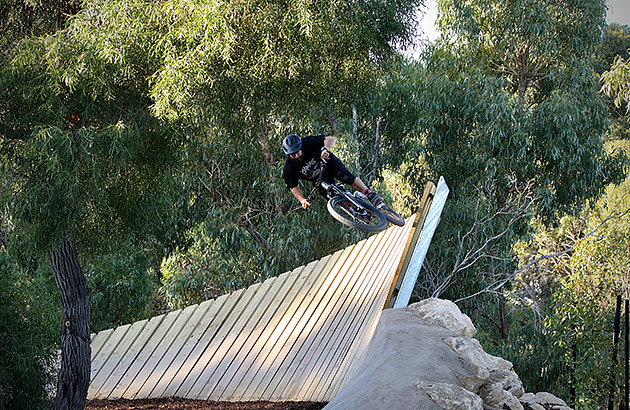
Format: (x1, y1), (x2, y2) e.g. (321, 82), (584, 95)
(379, 204), (405, 226)
(327, 196), (387, 232)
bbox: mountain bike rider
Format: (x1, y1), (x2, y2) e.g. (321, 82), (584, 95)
(282, 133), (384, 210)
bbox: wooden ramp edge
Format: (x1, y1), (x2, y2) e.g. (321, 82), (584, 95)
(88, 185), (442, 402)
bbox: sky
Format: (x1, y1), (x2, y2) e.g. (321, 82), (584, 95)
(406, 0), (630, 58)
(607, 0), (630, 26)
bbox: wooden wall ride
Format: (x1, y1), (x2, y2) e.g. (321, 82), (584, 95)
(88, 212), (420, 402)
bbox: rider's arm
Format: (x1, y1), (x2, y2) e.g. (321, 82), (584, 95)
(321, 136), (335, 162)
(323, 136), (335, 150)
(290, 186), (311, 209)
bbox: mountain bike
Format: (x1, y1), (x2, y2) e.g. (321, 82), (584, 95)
(306, 162), (405, 232)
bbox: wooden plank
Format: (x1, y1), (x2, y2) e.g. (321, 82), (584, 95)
(183, 280), (275, 399)
(271, 227), (396, 401)
(156, 289), (246, 398)
(205, 271), (294, 400)
(98, 313), (167, 399)
(91, 328), (115, 362)
(220, 256), (339, 401)
(118, 308), (183, 399)
(91, 319), (149, 398)
(107, 312), (169, 399)
(393, 176), (449, 308)
(89, 324), (132, 397)
(136, 297), (226, 398)
(297, 224), (404, 401)
(384, 185), (435, 309)
(242, 244), (361, 401)
(315, 220), (415, 400)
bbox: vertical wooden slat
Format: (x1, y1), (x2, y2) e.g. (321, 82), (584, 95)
(184, 281), (274, 398)
(275, 226), (397, 400)
(157, 289), (246, 398)
(257, 234), (379, 401)
(91, 319), (149, 398)
(301, 223), (407, 400)
(317, 219), (415, 400)
(140, 297), (227, 398)
(119, 309), (183, 399)
(221, 258), (337, 401)
(245, 243), (362, 400)
(90, 328), (115, 362)
(99, 314), (167, 399)
(206, 272), (293, 400)
(90, 324), (131, 391)
(107, 312), (170, 399)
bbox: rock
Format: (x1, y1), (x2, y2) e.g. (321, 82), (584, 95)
(489, 369), (525, 398)
(418, 381), (484, 410)
(520, 392), (571, 410)
(406, 298), (477, 337)
(503, 390), (525, 410)
(443, 336), (515, 392)
(478, 381), (505, 408)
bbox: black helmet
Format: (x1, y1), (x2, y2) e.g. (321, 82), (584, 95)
(282, 134), (302, 155)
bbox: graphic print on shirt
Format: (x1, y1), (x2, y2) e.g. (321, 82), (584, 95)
(299, 158), (323, 181)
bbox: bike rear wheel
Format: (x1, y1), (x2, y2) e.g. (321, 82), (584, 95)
(327, 196), (387, 232)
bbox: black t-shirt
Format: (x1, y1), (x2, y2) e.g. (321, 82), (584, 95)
(283, 135), (325, 189)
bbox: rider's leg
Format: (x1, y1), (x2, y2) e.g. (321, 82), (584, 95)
(350, 178), (368, 193)
(327, 155), (384, 208)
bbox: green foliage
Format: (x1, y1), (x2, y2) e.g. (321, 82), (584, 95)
(0, 253), (58, 410)
(602, 53), (630, 114)
(0, 0), (81, 55)
(84, 241), (154, 333)
(594, 23), (630, 76)
(405, 0), (626, 303)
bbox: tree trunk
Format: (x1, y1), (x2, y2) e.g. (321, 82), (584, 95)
(49, 238), (91, 410)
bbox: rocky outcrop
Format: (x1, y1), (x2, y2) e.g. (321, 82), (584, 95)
(324, 298), (572, 410)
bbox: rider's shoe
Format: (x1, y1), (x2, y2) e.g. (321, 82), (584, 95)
(354, 191), (369, 201)
(367, 192), (385, 209)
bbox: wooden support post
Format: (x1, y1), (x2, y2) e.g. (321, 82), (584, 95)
(609, 295), (622, 410)
(625, 299), (629, 410)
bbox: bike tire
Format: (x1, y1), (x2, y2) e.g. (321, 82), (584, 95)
(379, 204), (405, 226)
(327, 196), (387, 232)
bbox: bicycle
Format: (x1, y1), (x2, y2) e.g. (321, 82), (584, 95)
(305, 161), (405, 232)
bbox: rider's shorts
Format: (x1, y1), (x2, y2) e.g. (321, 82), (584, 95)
(316, 155), (356, 197)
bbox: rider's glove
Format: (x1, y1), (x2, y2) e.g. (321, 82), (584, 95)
(320, 147), (330, 162)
